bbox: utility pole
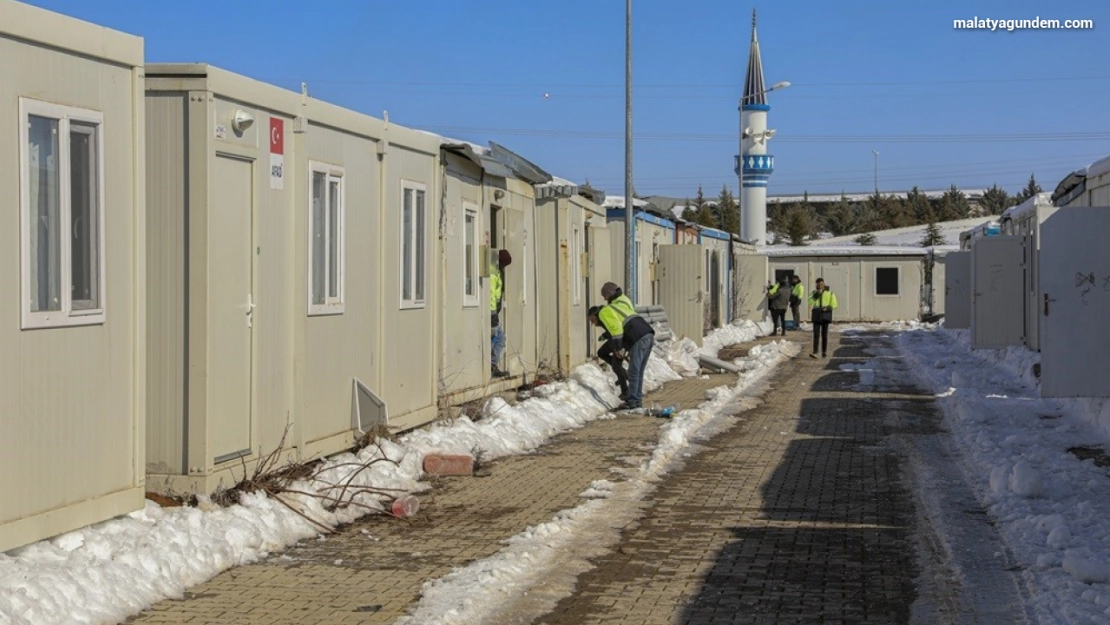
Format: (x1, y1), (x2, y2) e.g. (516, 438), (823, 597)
(872, 150), (880, 195)
(624, 0), (636, 301)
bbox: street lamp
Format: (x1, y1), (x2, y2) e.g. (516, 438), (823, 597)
(738, 80), (790, 238)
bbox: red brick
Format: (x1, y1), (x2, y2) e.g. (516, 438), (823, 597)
(423, 453), (474, 477)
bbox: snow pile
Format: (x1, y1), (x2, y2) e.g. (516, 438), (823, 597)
(698, 320), (767, 359)
(662, 338), (701, 377)
(0, 333), (790, 625)
(896, 325), (1110, 623)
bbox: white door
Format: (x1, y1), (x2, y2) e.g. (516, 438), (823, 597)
(971, 237), (1023, 349)
(210, 154), (254, 463)
(733, 253), (767, 322)
(1040, 207), (1110, 397)
(658, 245), (704, 344)
(944, 251), (971, 329)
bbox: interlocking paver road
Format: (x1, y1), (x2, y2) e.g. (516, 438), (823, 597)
(128, 329), (1025, 625)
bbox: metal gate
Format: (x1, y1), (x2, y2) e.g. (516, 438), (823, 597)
(971, 236), (1023, 349)
(658, 245), (704, 344)
(1040, 207), (1110, 397)
(943, 251), (971, 329)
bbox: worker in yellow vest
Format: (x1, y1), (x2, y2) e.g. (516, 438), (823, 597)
(592, 282), (655, 411)
(789, 275), (805, 330)
(490, 249), (512, 377)
(808, 278), (838, 359)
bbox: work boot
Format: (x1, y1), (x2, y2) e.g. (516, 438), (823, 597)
(492, 366), (510, 378)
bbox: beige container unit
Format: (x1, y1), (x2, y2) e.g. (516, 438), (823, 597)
(379, 131), (443, 431)
(437, 150), (491, 402)
(145, 64), (441, 493)
(534, 184), (605, 376)
(0, 1), (146, 552)
(698, 228), (731, 331)
(607, 211), (676, 306)
(585, 214), (614, 359)
(489, 178), (539, 380)
(732, 243), (767, 323)
(767, 250), (928, 322)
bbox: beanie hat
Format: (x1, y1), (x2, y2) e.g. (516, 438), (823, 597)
(600, 282), (620, 299)
(498, 249), (512, 266)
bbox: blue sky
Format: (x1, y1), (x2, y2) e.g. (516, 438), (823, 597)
(26, 0), (1110, 198)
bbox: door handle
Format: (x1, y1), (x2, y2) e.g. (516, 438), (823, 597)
(1043, 293), (1056, 316)
(247, 293), (256, 327)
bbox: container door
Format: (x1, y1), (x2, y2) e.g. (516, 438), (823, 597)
(733, 252), (768, 322)
(971, 236), (1023, 349)
(658, 245), (704, 344)
(944, 251), (971, 329)
(210, 154), (254, 463)
(1040, 207), (1110, 397)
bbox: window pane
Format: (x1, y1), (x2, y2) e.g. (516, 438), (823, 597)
(402, 188), (412, 301)
(464, 212), (475, 297)
(311, 172), (326, 305)
(28, 115), (61, 312)
(70, 123), (99, 310)
(415, 190), (425, 300)
(328, 179), (340, 300)
(876, 267), (899, 295)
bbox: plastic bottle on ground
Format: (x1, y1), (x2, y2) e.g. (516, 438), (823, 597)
(391, 494), (419, 518)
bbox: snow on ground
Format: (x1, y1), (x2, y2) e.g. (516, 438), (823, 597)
(0, 321), (789, 625)
(894, 324), (1110, 625)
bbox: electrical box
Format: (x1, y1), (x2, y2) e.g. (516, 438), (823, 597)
(479, 245), (490, 278)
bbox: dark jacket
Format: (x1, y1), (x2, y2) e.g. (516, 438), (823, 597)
(768, 281), (790, 311)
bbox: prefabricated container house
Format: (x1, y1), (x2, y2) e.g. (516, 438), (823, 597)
(765, 248), (928, 322)
(999, 193), (1056, 350)
(1052, 155), (1110, 209)
(942, 250), (971, 329)
(534, 179), (611, 376)
(698, 226), (731, 331)
(144, 64), (441, 494)
(968, 235), (1023, 349)
(731, 240), (766, 323)
(605, 203), (675, 308)
(0, 1), (146, 552)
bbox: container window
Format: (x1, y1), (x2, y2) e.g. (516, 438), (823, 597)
(20, 99), (105, 329)
(463, 207), (478, 306)
(401, 181), (428, 308)
(876, 267), (899, 295)
(308, 163), (344, 315)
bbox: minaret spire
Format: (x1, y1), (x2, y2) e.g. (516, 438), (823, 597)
(742, 10), (767, 108)
(735, 8), (778, 245)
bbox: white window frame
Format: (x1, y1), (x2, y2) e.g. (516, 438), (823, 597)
(400, 180), (428, 309)
(463, 204), (479, 307)
(875, 266), (900, 297)
(307, 161), (345, 315)
(19, 98), (106, 330)
(571, 226), (582, 305)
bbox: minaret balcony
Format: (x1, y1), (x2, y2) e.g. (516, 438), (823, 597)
(734, 154), (775, 177)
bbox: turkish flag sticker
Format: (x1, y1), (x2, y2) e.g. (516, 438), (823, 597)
(270, 117), (284, 155)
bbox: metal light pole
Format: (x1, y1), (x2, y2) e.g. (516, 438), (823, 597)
(872, 150), (879, 195)
(624, 0), (636, 301)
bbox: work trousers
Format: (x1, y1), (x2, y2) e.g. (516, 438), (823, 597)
(598, 341), (629, 395)
(812, 321), (830, 356)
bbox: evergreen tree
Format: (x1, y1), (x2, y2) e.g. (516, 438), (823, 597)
(1014, 173), (1043, 204)
(854, 232), (877, 246)
(691, 185), (716, 227)
(937, 185), (971, 221)
(980, 184), (1012, 215)
(678, 198), (693, 221)
(877, 193), (912, 229)
(716, 185), (739, 234)
(767, 203), (791, 241)
(920, 221), (946, 247)
(823, 194), (856, 237)
(784, 205), (814, 246)
(905, 187), (935, 224)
